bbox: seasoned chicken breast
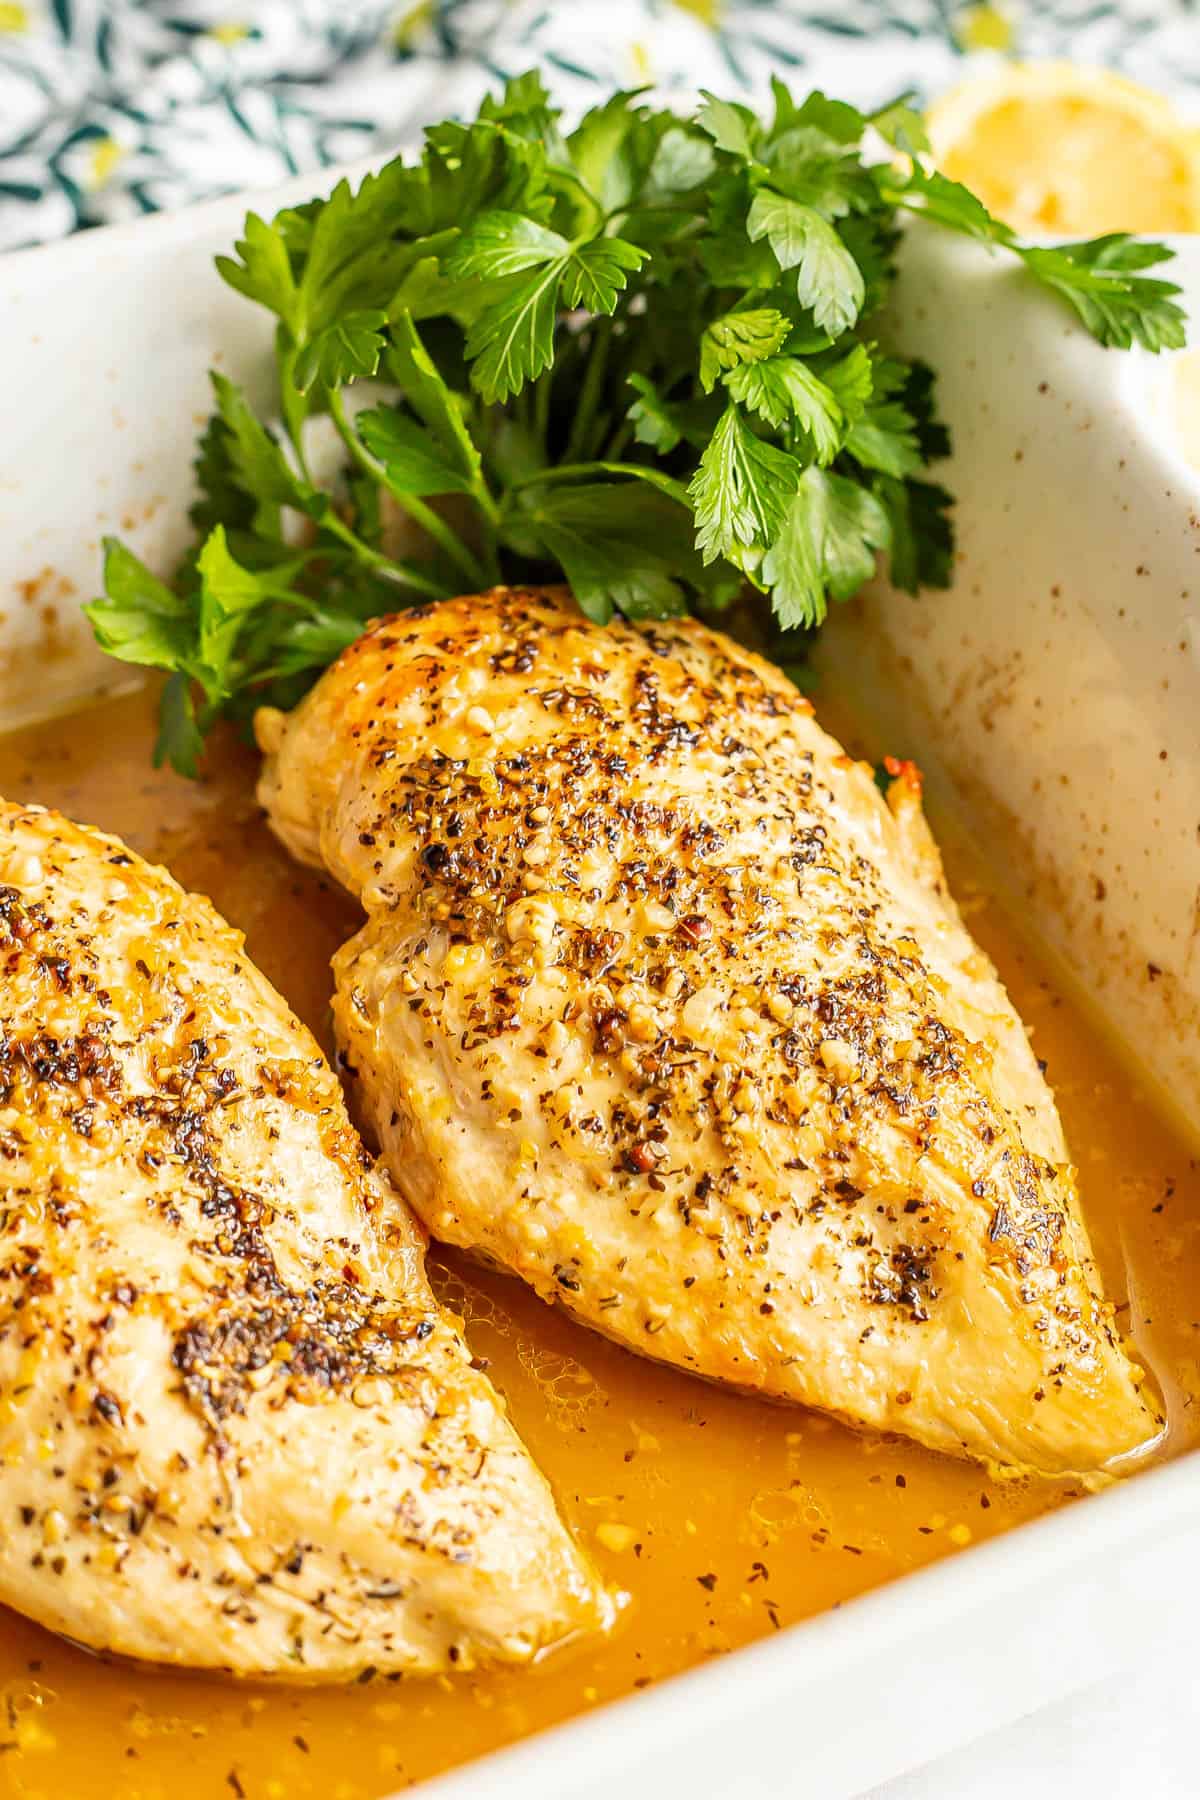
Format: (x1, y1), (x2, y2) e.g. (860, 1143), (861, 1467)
(0, 800), (606, 1678)
(258, 588), (1158, 1477)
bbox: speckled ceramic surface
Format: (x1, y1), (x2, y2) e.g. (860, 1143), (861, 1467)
(817, 229), (1200, 1150)
(2, 0), (1200, 249)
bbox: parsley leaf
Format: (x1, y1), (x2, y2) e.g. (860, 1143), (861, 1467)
(875, 474), (955, 593)
(85, 540), (195, 674)
(293, 310), (389, 393)
(561, 236), (647, 309)
(867, 94), (931, 156)
(626, 373), (684, 452)
(883, 167), (1186, 349)
(449, 213), (645, 401)
(884, 163), (1014, 246)
(1017, 236), (1187, 351)
(84, 71), (1188, 770)
(818, 471), (892, 600)
(195, 526), (269, 682)
(384, 311), (485, 492)
(726, 357), (844, 464)
(760, 485), (823, 628)
(207, 372), (315, 522)
(699, 309), (792, 392)
(843, 357), (923, 478)
(746, 192), (865, 335)
(689, 404), (801, 565)
(154, 673), (206, 777)
(519, 483), (699, 622)
(449, 212), (569, 282)
(763, 127), (876, 220)
(819, 343), (874, 425)
(764, 468), (890, 628)
(357, 406), (479, 496)
(214, 212), (300, 336)
(696, 92), (760, 160)
(769, 85), (865, 147)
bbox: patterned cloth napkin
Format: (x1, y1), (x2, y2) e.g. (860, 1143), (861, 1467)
(2, 0), (1197, 252)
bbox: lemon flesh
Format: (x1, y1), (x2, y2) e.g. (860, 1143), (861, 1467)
(927, 64), (1200, 235)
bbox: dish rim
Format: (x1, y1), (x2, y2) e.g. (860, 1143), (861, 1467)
(3, 127), (1198, 1800)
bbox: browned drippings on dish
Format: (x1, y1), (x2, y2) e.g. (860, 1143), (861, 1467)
(0, 683), (1196, 1800)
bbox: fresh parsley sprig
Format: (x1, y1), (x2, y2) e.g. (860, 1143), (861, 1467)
(84, 71), (1186, 774)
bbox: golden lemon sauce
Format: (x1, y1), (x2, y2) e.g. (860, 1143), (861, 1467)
(0, 683), (1197, 1799)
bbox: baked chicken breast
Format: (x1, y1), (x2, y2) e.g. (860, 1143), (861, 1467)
(258, 587), (1157, 1477)
(0, 799), (606, 1677)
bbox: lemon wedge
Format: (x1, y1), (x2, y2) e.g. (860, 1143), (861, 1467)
(927, 62), (1200, 234)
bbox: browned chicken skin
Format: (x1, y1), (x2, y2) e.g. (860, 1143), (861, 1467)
(0, 800), (606, 1677)
(258, 587), (1158, 1478)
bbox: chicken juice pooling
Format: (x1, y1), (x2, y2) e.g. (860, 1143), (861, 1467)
(0, 680), (1196, 1798)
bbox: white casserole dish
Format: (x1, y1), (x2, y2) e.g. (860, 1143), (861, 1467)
(2, 168), (1199, 1799)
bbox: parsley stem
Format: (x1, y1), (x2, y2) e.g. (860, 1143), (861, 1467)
(865, 91), (918, 122)
(396, 494), (486, 588)
(277, 337), (313, 480)
(603, 419), (633, 462)
(508, 460), (691, 507)
(319, 514), (446, 599)
(548, 165), (607, 237)
(328, 388), (488, 590)
(534, 365), (552, 447)
(469, 467), (502, 532)
(564, 317), (612, 464)
(604, 201), (701, 226)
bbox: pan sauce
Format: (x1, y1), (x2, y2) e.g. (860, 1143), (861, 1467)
(0, 681), (1196, 1799)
